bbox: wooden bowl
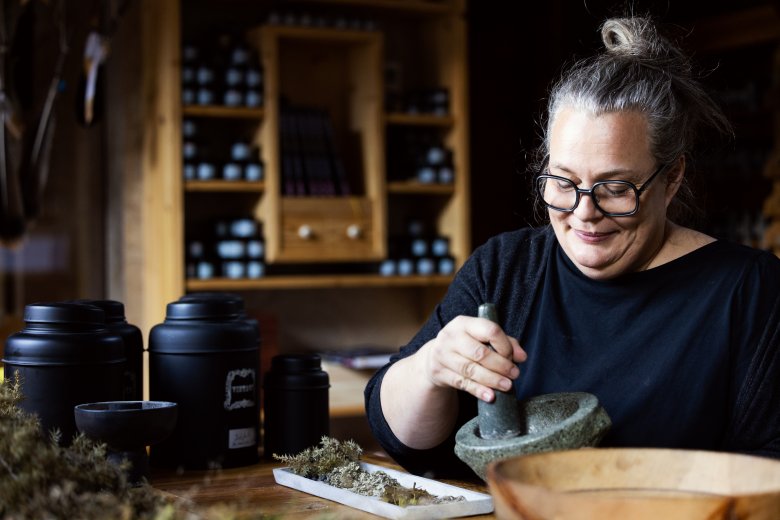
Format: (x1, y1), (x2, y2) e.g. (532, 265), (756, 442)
(486, 448), (780, 519)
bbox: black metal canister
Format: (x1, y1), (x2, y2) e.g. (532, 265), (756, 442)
(263, 353), (329, 457)
(2, 302), (125, 443)
(148, 298), (259, 469)
(75, 299), (143, 401)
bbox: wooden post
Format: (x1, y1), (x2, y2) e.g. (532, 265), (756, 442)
(105, 0), (183, 354)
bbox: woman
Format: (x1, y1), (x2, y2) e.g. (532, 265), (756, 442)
(364, 16), (780, 478)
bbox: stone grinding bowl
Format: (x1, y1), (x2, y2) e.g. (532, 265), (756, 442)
(455, 392), (611, 481)
(486, 448), (780, 520)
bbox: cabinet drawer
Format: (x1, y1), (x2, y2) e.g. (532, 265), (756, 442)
(279, 197), (380, 262)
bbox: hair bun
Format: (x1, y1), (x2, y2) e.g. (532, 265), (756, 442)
(601, 18), (654, 57)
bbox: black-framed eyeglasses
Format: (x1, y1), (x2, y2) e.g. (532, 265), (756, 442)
(535, 157), (668, 217)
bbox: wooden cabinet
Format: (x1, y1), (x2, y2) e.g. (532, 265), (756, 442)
(253, 24), (386, 263)
(181, 0), (469, 285)
(107, 0), (470, 338)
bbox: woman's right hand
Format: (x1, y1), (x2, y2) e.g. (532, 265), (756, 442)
(379, 315), (527, 449)
(419, 315), (526, 403)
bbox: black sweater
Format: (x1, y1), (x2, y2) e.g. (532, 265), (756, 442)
(364, 226), (780, 478)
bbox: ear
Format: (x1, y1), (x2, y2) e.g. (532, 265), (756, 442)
(664, 156), (685, 207)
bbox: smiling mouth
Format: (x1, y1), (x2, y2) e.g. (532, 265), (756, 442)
(574, 230), (614, 243)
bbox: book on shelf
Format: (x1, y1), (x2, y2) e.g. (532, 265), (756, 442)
(280, 107), (307, 195)
(280, 104), (350, 197)
(320, 347), (395, 370)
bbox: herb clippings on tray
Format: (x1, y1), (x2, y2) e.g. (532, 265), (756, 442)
(273, 437), (465, 506)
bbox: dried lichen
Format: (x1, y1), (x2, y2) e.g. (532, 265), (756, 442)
(274, 437), (465, 506)
(0, 373), (171, 519)
(0, 373), (257, 520)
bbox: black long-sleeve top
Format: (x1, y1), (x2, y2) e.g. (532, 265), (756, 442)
(365, 226), (780, 478)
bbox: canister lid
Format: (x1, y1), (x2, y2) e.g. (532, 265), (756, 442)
(270, 353), (322, 373)
(73, 299), (126, 323)
(264, 354), (329, 389)
(179, 291), (246, 311)
(149, 298), (256, 353)
(164, 299), (241, 320)
(23, 302), (105, 326)
(4, 303), (125, 366)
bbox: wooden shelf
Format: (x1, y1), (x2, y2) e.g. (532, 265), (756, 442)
(289, 0), (456, 15)
(185, 180), (265, 193)
(182, 105), (265, 119)
(385, 113), (455, 127)
(263, 24), (382, 42)
(186, 274), (454, 290)
(387, 180), (455, 195)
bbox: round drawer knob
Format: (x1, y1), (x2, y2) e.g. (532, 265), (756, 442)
(297, 224), (313, 240)
(346, 224), (362, 239)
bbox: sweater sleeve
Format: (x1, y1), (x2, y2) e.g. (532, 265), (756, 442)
(725, 251), (780, 458)
(363, 227), (554, 477)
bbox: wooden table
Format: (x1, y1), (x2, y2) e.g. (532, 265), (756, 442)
(152, 452), (496, 519)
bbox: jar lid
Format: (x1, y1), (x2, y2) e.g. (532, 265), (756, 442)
(23, 302), (105, 326)
(179, 291), (246, 311)
(264, 354), (329, 389)
(165, 299), (241, 320)
(73, 299), (125, 323)
(270, 353), (322, 373)
(5, 304), (125, 366)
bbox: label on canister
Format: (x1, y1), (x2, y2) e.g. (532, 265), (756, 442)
(229, 427), (256, 449)
(224, 368), (256, 410)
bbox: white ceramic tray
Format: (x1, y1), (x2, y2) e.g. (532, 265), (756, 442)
(273, 462), (494, 519)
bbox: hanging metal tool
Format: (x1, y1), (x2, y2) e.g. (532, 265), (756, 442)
(0, 0), (27, 243)
(75, 0), (130, 127)
(19, 0), (69, 223)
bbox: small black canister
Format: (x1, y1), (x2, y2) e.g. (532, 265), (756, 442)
(2, 302), (125, 443)
(76, 299), (143, 401)
(263, 353), (329, 457)
(148, 298), (259, 469)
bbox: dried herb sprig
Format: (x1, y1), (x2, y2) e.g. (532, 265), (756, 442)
(273, 436), (362, 478)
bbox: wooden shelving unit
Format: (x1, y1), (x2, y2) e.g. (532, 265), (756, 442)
(177, 0), (469, 290)
(109, 0), (469, 340)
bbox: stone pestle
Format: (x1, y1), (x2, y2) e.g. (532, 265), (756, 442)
(476, 303), (524, 440)
(453, 303), (612, 481)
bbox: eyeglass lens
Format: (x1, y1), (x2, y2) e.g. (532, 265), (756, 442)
(537, 177), (639, 215)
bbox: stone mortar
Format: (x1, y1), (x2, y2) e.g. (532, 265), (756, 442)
(454, 392), (611, 481)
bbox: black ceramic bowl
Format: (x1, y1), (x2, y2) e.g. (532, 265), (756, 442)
(74, 401), (177, 484)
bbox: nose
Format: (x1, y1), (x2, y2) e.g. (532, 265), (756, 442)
(572, 191), (602, 221)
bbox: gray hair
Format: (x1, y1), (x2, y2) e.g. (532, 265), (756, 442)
(539, 17), (733, 223)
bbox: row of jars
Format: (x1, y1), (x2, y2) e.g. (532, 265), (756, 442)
(2, 294), (329, 470)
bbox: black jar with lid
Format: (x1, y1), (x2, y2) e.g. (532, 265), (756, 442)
(2, 302), (125, 443)
(75, 299), (143, 401)
(263, 353), (329, 458)
(148, 298), (259, 469)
